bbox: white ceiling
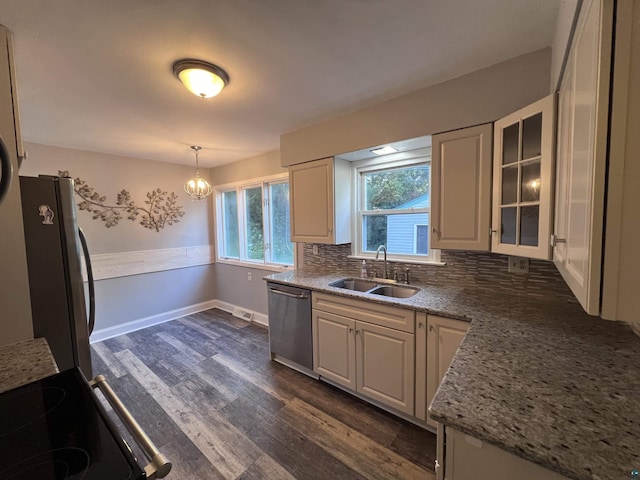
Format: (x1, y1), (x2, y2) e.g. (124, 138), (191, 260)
(0, 0), (562, 167)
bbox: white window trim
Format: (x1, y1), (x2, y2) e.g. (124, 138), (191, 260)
(214, 173), (295, 270)
(351, 153), (441, 264)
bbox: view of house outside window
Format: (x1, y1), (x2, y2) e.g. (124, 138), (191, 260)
(355, 158), (438, 263)
(217, 176), (294, 267)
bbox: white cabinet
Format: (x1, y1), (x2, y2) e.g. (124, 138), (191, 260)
(431, 124), (493, 251)
(0, 25), (33, 346)
(554, 0), (613, 316)
(415, 314), (469, 428)
(312, 292), (415, 415)
(289, 157), (351, 244)
(492, 95), (556, 260)
(444, 427), (570, 480)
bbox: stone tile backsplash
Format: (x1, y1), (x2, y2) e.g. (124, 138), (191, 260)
(302, 243), (577, 303)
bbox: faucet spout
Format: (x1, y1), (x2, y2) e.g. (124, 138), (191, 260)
(375, 245), (388, 279)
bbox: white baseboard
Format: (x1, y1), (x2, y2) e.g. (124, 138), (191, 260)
(214, 300), (269, 327)
(90, 299), (218, 343)
(90, 299), (268, 343)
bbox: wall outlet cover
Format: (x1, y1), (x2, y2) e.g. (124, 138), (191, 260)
(247, 272), (252, 281)
(508, 256), (529, 274)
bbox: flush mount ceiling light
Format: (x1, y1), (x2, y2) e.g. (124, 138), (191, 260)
(370, 145), (398, 156)
(184, 146), (213, 200)
(172, 59), (229, 98)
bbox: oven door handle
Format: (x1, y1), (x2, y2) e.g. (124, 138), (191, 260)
(90, 375), (172, 479)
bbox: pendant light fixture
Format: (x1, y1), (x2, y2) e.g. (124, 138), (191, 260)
(184, 146), (212, 200)
(173, 59), (229, 98)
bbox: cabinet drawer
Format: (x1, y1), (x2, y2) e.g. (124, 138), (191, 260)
(312, 292), (415, 333)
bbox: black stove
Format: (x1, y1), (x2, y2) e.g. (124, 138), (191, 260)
(0, 368), (145, 480)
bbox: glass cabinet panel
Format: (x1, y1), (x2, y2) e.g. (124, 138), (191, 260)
(522, 113), (543, 159)
(521, 160), (541, 202)
(502, 123), (519, 165)
(493, 95), (553, 259)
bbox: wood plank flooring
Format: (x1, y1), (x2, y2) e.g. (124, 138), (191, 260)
(90, 308), (436, 480)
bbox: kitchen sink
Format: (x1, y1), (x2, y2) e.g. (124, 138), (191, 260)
(330, 278), (420, 298)
(369, 285), (420, 298)
(329, 278), (379, 292)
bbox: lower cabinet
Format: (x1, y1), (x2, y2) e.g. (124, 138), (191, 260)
(312, 292), (415, 415)
(444, 427), (570, 480)
(416, 314), (469, 428)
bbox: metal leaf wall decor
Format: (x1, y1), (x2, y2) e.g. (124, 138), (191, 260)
(59, 171), (186, 232)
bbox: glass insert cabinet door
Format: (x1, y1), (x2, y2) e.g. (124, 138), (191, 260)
(491, 95), (555, 260)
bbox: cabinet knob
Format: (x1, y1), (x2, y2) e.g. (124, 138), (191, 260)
(432, 227), (441, 240)
(349, 327), (354, 334)
(429, 325), (434, 332)
(418, 322), (424, 329)
(355, 330), (360, 336)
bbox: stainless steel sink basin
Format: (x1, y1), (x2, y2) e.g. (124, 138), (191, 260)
(330, 278), (420, 298)
(329, 278), (379, 292)
(369, 285), (420, 298)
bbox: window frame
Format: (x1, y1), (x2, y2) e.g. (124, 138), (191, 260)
(351, 151), (441, 264)
(215, 173), (295, 271)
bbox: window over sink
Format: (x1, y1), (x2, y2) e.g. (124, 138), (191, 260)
(351, 148), (440, 264)
(215, 174), (294, 268)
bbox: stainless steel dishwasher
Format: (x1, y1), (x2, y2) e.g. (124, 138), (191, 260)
(267, 282), (316, 377)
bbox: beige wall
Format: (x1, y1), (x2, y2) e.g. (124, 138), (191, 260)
(209, 149), (285, 186)
(19, 143), (218, 332)
(21, 143), (214, 254)
(280, 48), (552, 166)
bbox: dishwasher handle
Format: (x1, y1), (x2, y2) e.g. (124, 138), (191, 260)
(90, 375), (172, 479)
(269, 287), (309, 300)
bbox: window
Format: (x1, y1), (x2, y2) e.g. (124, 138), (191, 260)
(216, 176), (294, 267)
(353, 156), (439, 263)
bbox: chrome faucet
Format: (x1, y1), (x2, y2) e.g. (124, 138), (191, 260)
(375, 245), (388, 279)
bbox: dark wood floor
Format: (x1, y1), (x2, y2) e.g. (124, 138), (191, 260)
(90, 308), (436, 480)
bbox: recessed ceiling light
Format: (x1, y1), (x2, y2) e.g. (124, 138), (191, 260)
(370, 146), (398, 156)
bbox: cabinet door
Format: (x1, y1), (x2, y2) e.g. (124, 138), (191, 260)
(356, 321), (415, 415)
(445, 427), (570, 480)
(312, 309), (356, 390)
(426, 315), (469, 428)
(554, 0), (612, 315)
(431, 124), (492, 251)
(290, 157), (335, 243)
(492, 95), (555, 260)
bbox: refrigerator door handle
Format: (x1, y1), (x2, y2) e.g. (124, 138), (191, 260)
(78, 228), (96, 335)
(0, 136), (12, 205)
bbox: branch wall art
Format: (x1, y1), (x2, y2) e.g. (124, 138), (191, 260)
(59, 171), (186, 232)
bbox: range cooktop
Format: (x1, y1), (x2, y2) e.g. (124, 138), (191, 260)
(0, 368), (145, 480)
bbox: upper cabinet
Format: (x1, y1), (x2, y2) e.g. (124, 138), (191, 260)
(289, 157), (351, 244)
(491, 95), (556, 260)
(553, 0), (613, 315)
(431, 124), (493, 251)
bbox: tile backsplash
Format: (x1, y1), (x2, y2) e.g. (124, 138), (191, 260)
(302, 243), (577, 303)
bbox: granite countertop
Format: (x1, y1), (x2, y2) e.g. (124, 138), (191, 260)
(0, 338), (59, 394)
(265, 270), (640, 480)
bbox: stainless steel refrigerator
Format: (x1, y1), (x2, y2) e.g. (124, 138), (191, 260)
(19, 175), (95, 378)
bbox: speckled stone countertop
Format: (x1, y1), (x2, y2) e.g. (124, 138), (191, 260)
(265, 270), (640, 480)
(0, 338), (58, 394)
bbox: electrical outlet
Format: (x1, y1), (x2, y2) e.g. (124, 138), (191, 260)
(247, 272), (252, 281)
(312, 245), (319, 255)
(508, 256), (529, 274)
